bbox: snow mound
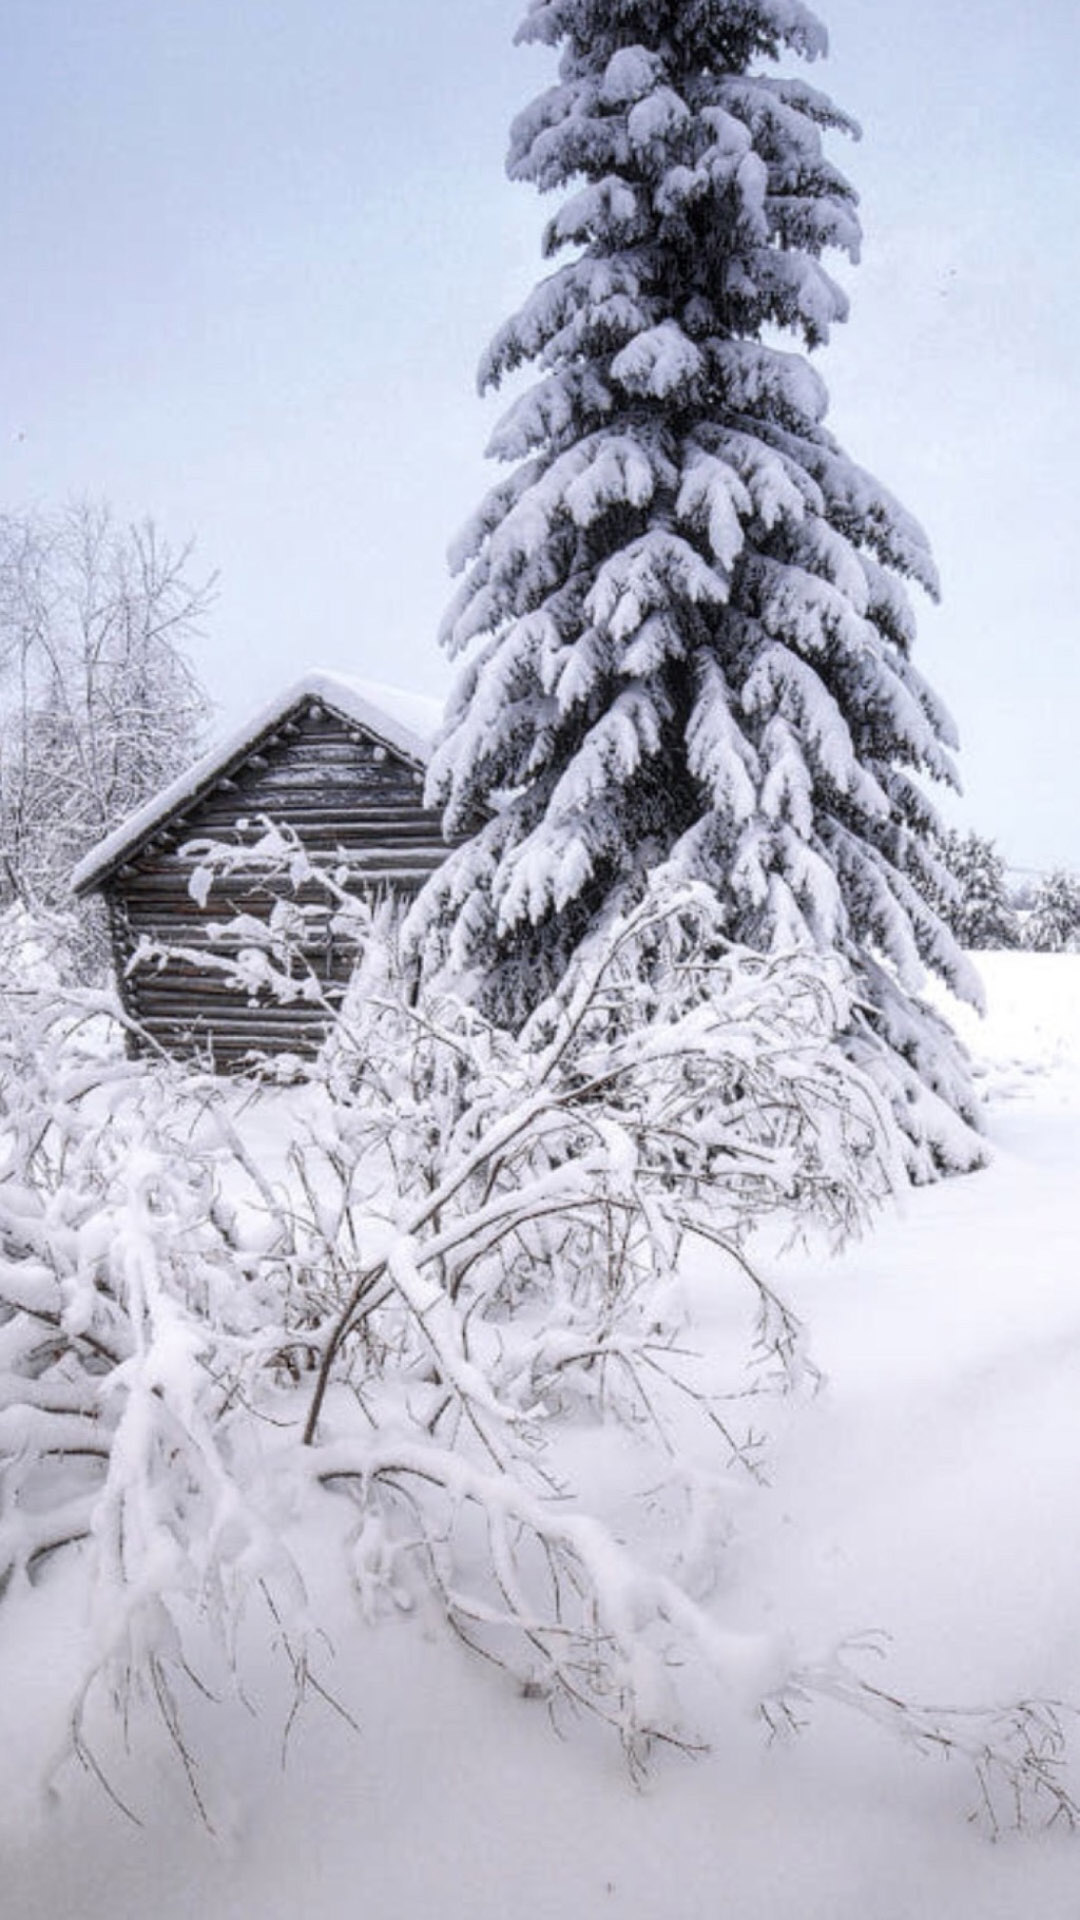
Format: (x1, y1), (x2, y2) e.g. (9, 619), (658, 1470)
(929, 949), (1080, 1109)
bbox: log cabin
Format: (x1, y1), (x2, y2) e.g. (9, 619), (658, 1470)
(71, 670), (448, 1068)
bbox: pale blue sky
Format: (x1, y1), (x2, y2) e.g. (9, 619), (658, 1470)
(1, 0), (1077, 868)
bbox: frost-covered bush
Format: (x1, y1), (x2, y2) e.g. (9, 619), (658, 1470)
(0, 889), (1072, 1832)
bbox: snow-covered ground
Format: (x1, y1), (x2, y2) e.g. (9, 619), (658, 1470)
(6, 951), (1080, 1918)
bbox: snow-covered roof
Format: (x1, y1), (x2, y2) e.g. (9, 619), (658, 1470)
(71, 669), (446, 897)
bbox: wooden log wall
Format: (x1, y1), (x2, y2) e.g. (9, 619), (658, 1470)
(105, 703), (447, 1069)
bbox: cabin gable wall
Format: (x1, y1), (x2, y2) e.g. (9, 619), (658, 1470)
(105, 702), (445, 1067)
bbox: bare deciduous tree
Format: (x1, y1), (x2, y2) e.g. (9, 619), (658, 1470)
(0, 500), (214, 919)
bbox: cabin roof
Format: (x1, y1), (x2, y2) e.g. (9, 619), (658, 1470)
(71, 668), (446, 897)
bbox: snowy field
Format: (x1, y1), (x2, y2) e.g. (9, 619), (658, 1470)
(5, 950), (1080, 1919)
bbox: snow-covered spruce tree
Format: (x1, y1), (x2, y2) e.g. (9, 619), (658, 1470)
(1025, 869), (1080, 953)
(939, 830), (1019, 950)
(412, 0), (983, 1176)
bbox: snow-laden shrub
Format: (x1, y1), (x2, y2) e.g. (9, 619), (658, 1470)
(0, 885), (1073, 1832)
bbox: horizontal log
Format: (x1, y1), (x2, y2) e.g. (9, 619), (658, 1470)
(130, 1018), (334, 1044)
(236, 754), (421, 777)
(140, 1026), (330, 1050)
(122, 846), (446, 883)
(130, 976), (347, 1005)
(120, 895), (430, 926)
(117, 892), (432, 924)
(231, 746), (420, 772)
(120, 895), (347, 921)
(137, 1042), (329, 1071)
(126, 837), (445, 868)
(178, 806), (444, 826)
(116, 858), (442, 895)
(222, 784), (426, 812)
(130, 987), (348, 1013)
(122, 900), (427, 928)
(129, 802), (443, 833)
(136, 1013), (332, 1041)
(172, 806), (438, 836)
(123, 923), (350, 946)
(136, 1024), (332, 1050)
(129, 961), (348, 991)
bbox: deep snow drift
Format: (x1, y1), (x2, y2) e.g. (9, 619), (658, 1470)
(4, 950), (1080, 1919)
